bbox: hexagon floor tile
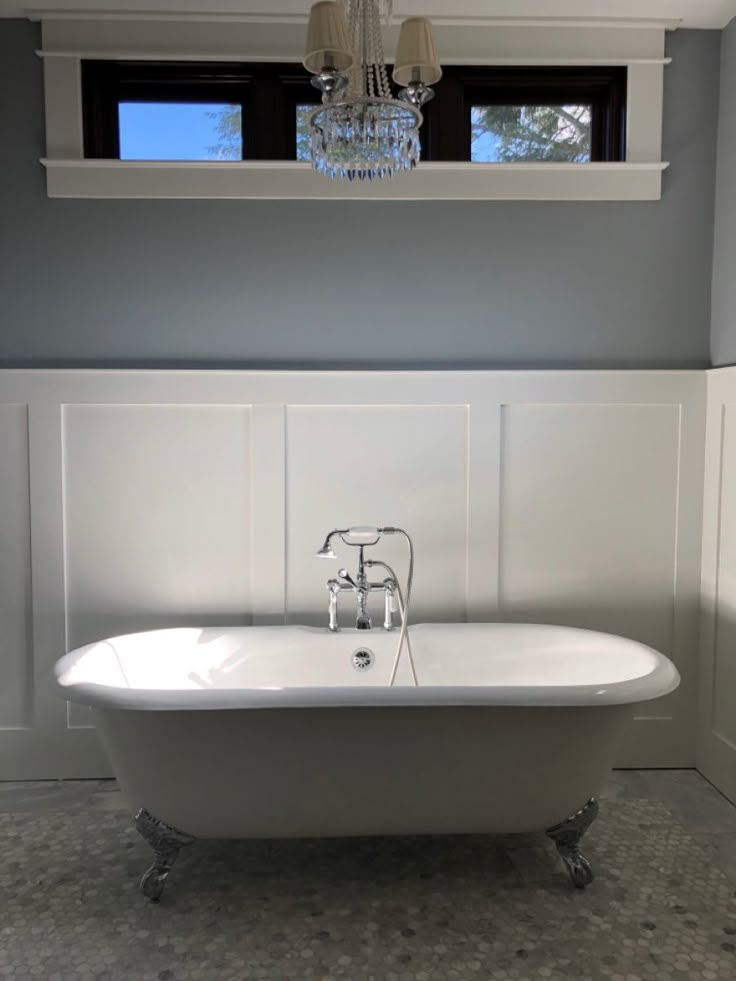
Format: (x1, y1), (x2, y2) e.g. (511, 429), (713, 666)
(2, 797), (736, 981)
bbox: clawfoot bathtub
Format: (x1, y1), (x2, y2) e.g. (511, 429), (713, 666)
(54, 623), (679, 900)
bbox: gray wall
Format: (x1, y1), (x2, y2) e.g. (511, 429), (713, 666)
(0, 21), (720, 368)
(711, 18), (736, 367)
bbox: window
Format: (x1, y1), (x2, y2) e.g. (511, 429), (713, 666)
(424, 67), (626, 162)
(82, 61), (319, 160)
(82, 62), (626, 164)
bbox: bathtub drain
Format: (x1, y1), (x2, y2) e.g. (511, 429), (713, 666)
(352, 648), (374, 672)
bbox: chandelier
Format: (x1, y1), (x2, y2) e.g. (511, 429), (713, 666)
(303, 1), (441, 181)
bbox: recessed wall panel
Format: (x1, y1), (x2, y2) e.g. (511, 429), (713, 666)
(499, 404), (680, 654)
(286, 405), (469, 626)
(713, 404), (736, 747)
(64, 404), (253, 659)
(0, 405), (32, 728)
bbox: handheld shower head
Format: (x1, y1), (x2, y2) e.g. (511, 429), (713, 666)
(316, 534), (338, 559)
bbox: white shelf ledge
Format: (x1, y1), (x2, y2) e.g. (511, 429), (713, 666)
(41, 159), (669, 201)
(36, 50), (673, 65)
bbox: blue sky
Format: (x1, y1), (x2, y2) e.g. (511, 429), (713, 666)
(472, 129), (502, 162)
(117, 101), (580, 163)
(119, 102), (241, 160)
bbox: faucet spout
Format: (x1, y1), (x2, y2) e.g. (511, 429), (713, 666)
(355, 584), (372, 630)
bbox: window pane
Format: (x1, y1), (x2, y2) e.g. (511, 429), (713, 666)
(296, 104), (317, 161)
(470, 105), (591, 163)
(119, 102), (242, 160)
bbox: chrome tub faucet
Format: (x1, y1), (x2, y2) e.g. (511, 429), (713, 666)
(316, 527), (399, 632)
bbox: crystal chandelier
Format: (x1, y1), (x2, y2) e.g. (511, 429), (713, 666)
(303, 1), (442, 181)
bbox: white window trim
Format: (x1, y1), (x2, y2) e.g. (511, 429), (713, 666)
(38, 15), (672, 202)
(39, 159), (669, 201)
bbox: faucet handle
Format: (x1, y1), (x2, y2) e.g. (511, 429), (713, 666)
(338, 568), (358, 587)
(382, 578), (399, 614)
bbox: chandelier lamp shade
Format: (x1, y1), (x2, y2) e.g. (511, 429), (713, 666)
(393, 17), (442, 87)
(303, 1), (354, 74)
(302, 1), (442, 182)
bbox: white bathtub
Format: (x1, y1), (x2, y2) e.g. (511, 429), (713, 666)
(54, 622), (679, 898)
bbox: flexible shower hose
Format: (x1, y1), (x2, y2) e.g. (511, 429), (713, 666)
(365, 526), (416, 686)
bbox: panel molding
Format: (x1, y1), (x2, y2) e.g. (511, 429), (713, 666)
(0, 404), (33, 731)
(251, 404), (286, 625)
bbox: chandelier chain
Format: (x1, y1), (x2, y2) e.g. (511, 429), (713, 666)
(344, 0), (391, 100)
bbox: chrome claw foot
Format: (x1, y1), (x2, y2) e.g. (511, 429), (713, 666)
(546, 798), (599, 889)
(140, 864), (169, 902)
(134, 808), (194, 902)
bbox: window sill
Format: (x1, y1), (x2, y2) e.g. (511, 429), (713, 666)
(40, 159), (669, 201)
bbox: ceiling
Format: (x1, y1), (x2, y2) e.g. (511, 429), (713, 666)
(2, 0), (735, 29)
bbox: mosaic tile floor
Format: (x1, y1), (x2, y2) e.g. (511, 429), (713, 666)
(1, 774), (736, 981)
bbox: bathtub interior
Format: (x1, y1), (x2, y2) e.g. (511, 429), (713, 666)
(56, 622), (677, 697)
(57, 626), (409, 691)
(414, 623), (668, 686)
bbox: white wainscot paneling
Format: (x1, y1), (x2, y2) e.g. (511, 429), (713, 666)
(285, 405), (470, 627)
(0, 370), (706, 777)
(0, 405), (32, 729)
(699, 369), (736, 804)
(63, 404), (253, 724)
(499, 402), (689, 765)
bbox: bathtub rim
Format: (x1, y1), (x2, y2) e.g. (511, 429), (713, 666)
(54, 622), (681, 711)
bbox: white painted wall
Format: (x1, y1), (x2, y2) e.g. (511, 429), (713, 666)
(0, 370), (705, 778)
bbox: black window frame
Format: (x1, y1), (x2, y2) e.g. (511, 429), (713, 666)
(82, 60), (627, 163)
